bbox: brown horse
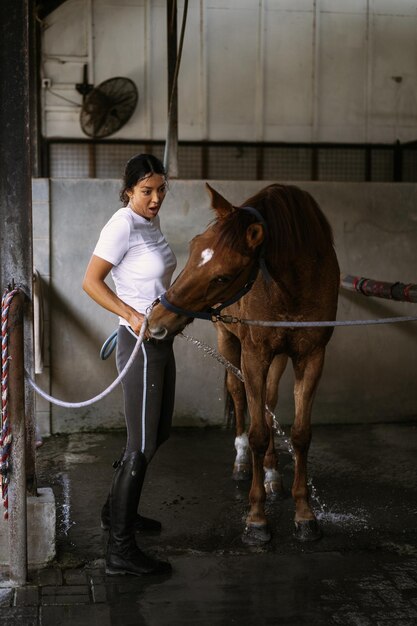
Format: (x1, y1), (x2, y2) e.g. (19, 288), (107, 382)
(148, 183), (339, 544)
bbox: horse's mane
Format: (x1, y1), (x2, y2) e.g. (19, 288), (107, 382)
(213, 184), (334, 270)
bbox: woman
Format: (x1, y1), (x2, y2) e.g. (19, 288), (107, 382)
(83, 154), (176, 576)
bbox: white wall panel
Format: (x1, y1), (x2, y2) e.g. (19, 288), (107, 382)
(42, 0), (89, 57)
(265, 0), (313, 11)
(41, 0), (417, 143)
(370, 0), (417, 16)
(177, 2), (206, 140)
(318, 10), (368, 141)
(370, 10), (417, 141)
(148, 1), (169, 139)
(320, 0), (367, 12)
(42, 0), (89, 135)
(92, 1), (148, 138)
(264, 7), (315, 141)
(206, 4), (259, 140)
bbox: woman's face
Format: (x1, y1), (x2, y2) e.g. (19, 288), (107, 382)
(127, 173), (167, 220)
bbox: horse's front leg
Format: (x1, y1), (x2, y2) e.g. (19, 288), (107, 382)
(264, 354), (288, 497)
(291, 348), (325, 542)
(217, 325), (251, 480)
(241, 351), (272, 545)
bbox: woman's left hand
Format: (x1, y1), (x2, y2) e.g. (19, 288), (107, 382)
(127, 309), (151, 338)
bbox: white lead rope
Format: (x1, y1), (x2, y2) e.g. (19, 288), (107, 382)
(25, 318), (148, 409)
(26, 312), (417, 409)
(239, 315), (417, 328)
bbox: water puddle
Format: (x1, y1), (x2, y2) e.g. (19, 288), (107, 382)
(63, 453), (98, 466)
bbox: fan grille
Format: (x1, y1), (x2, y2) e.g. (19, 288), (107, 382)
(80, 77), (138, 138)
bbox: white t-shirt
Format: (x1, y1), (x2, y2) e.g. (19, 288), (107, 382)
(93, 205), (177, 325)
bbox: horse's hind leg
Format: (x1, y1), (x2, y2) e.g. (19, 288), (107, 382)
(264, 354), (288, 497)
(217, 326), (251, 480)
(291, 348), (325, 542)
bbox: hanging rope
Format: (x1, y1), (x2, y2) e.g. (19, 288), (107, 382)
(1, 287), (19, 519)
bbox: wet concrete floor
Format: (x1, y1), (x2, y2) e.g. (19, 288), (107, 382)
(1, 423), (417, 625)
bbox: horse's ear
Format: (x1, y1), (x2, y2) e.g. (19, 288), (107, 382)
(205, 183), (234, 219)
(246, 223), (264, 250)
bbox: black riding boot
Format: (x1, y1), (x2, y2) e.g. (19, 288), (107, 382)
(106, 451), (171, 576)
(101, 495), (162, 533)
(101, 451), (162, 533)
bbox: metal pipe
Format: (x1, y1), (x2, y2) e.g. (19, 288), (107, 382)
(164, 0), (188, 177)
(29, 1), (42, 177)
(340, 274), (417, 303)
(7, 292), (28, 586)
(164, 0), (179, 177)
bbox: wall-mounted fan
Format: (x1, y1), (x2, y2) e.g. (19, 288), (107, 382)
(79, 76), (138, 138)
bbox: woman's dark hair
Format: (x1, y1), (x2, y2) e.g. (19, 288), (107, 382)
(120, 153), (167, 205)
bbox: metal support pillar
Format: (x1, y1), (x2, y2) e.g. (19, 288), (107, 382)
(29, 1), (42, 178)
(393, 140), (403, 182)
(0, 4), (33, 294)
(0, 0), (34, 584)
(164, 0), (179, 177)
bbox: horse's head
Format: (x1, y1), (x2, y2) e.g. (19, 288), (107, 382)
(148, 183), (265, 339)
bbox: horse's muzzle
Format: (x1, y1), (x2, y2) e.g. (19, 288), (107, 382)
(148, 325), (168, 340)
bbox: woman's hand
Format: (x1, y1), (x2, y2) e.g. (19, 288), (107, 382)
(127, 310), (149, 337)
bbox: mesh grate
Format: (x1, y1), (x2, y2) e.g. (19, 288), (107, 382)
(46, 142), (417, 182)
(95, 144), (141, 178)
(317, 148), (366, 181)
(207, 145), (257, 180)
(403, 149), (417, 182)
(178, 144), (204, 179)
(371, 149), (394, 182)
(262, 147), (312, 181)
(50, 144), (90, 178)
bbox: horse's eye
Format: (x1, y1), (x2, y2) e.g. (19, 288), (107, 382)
(215, 276), (230, 284)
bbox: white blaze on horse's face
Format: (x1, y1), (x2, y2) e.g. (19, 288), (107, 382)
(197, 248), (214, 268)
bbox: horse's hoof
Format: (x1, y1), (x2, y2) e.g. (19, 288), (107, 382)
(294, 519), (322, 542)
(242, 523), (271, 545)
(232, 464), (252, 481)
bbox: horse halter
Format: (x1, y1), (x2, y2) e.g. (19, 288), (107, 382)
(155, 205), (272, 322)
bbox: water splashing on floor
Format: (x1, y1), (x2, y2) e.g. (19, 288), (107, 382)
(180, 332), (370, 529)
(181, 332), (293, 451)
(57, 472), (76, 536)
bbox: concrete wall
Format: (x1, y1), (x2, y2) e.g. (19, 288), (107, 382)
(41, 0), (417, 143)
(32, 179), (417, 435)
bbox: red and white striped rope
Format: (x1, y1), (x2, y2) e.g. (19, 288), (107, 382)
(1, 288), (19, 520)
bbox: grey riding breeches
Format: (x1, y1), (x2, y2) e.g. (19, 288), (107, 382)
(116, 325), (176, 463)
